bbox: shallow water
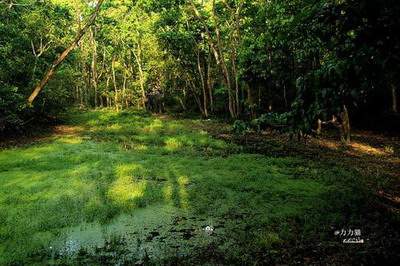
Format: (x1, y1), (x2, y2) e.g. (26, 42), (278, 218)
(50, 204), (226, 264)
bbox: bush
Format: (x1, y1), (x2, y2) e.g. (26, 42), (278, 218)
(250, 112), (291, 132)
(0, 85), (26, 134)
(233, 120), (250, 136)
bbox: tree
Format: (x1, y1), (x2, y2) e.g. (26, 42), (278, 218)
(27, 0), (105, 104)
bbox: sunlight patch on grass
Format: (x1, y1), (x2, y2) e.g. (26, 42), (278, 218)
(108, 164), (147, 207)
(143, 118), (163, 133)
(178, 175), (190, 209)
(165, 137), (183, 151)
(55, 136), (83, 144)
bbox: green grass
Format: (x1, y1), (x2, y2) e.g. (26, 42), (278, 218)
(0, 109), (366, 265)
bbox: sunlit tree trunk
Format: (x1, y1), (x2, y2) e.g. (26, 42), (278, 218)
(112, 56), (119, 111)
(341, 105), (351, 143)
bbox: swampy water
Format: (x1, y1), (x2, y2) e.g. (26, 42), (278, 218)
(48, 204), (261, 264)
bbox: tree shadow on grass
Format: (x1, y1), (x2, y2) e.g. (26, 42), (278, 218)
(0, 138), (342, 264)
(1, 109), (397, 265)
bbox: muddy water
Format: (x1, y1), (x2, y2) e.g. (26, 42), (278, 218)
(50, 204), (227, 264)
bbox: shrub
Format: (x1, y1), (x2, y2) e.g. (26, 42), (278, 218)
(233, 120), (250, 136)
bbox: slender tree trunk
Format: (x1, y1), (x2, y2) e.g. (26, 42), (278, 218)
(207, 50), (214, 112)
(232, 50), (240, 117)
(31, 57), (38, 82)
(187, 78), (205, 116)
(392, 83), (398, 113)
(317, 119), (322, 135)
(341, 105), (351, 143)
(78, 86), (83, 107)
(27, 0), (104, 104)
(100, 93), (104, 107)
(133, 43), (146, 110)
(105, 75), (110, 107)
(122, 72), (127, 109)
(90, 26), (98, 108)
(215, 26), (235, 118)
(112, 56), (119, 111)
(283, 83), (288, 108)
(197, 49), (208, 117)
(190, 0), (236, 118)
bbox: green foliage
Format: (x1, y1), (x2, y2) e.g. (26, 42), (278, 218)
(0, 86), (26, 133)
(251, 112), (291, 131)
(2, 0), (399, 132)
(0, 1), (75, 134)
(233, 119), (249, 135)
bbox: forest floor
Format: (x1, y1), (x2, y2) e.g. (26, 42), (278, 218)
(0, 109), (399, 265)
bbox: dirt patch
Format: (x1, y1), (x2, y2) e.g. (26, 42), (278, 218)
(0, 125), (83, 149)
(52, 125), (83, 136)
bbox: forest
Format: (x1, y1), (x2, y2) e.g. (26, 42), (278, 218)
(0, 0), (399, 265)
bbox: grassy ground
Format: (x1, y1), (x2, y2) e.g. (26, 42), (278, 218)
(0, 109), (398, 265)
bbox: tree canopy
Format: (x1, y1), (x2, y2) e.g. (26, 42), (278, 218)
(1, 0), (399, 137)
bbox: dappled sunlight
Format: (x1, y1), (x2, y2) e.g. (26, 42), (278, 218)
(315, 138), (392, 157)
(108, 124), (123, 131)
(165, 137), (183, 151)
(53, 125), (84, 136)
(63, 109), (234, 156)
(316, 139), (340, 150)
(143, 119), (163, 133)
(163, 184), (174, 202)
(349, 142), (388, 156)
(55, 136), (83, 145)
(108, 164), (147, 207)
(177, 175), (190, 209)
(127, 143), (148, 152)
(256, 232), (282, 249)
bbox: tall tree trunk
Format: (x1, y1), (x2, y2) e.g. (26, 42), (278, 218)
(112, 56), (119, 111)
(190, 0), (236, 118)
(78, 86), (83, 107)
(197, 49), (208, 117)
(133, 42), (146, 110)
(28, 0), (104, 104)
(232, 50), (240, 117)
(105, 75), (110, 107)
(188, 79), (205, 116)
(123, 71), (128, 109)
(207, 49), (214, 112)
(283, 84), (288, 108)
(90, 26), (98, 108)
(392, 83), (398, 113)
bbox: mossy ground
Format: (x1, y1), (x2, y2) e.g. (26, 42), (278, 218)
(0, 109), (389, 265)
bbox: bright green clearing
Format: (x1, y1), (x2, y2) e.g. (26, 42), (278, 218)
(0, 110), (363, 265)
